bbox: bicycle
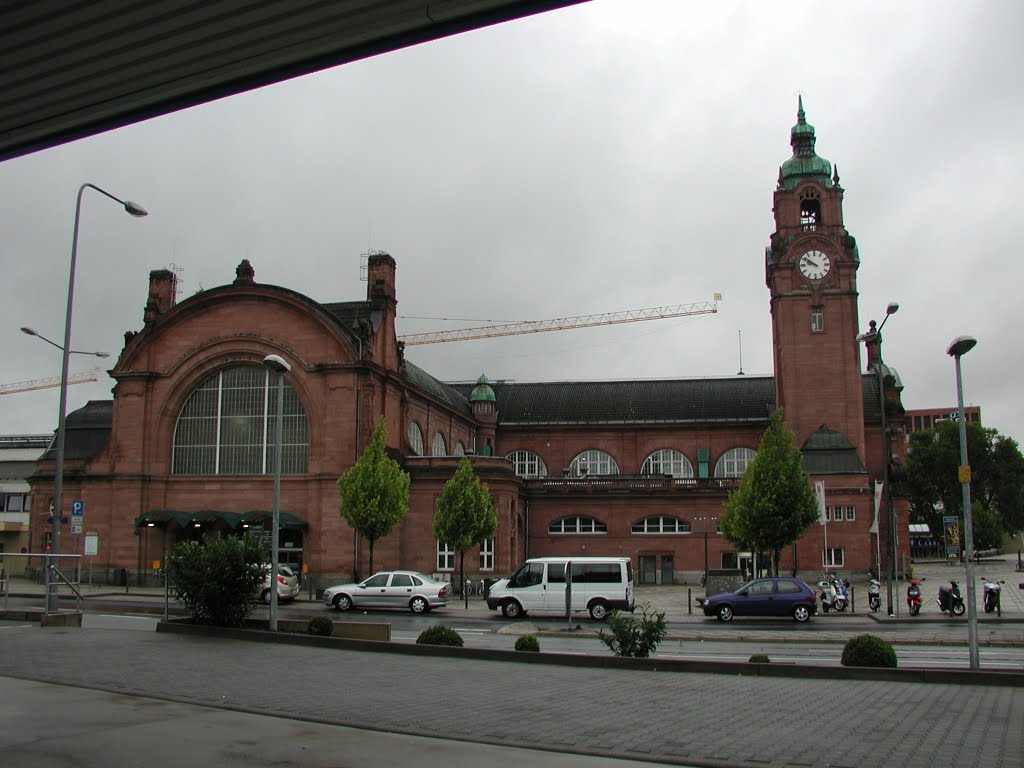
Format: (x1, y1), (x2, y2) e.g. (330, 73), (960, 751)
(460, 577), (477, 598)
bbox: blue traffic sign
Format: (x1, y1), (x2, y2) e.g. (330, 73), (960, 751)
(71, 499), (84, 517)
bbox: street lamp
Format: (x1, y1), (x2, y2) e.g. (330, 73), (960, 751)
(856, 301), (899, 616)
(20, 327), (110, 359)
(696, 514), (717, 583)
(262, 353), (291, 632)
(948, 335), (979, 669)
(44, 184), (147, 614)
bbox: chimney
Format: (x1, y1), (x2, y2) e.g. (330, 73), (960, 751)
(143, 269), (176, 325)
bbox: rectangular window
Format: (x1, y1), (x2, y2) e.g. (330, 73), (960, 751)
(846, 505), (856, 521)
(436, 541), (455, 571)
(822, 547), (845, 568)
(721, 551), (738, 569)
(810, 306), (824, 333)
(479, 537), (494, 571)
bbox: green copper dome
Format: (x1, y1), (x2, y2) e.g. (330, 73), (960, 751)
(779, 96), (832, 190)
(469, 374), (496, 403)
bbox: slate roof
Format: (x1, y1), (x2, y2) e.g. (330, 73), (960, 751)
(40, 401), (112, 462)
(800, 425), (867, 475)
(405, 360), (472, 416)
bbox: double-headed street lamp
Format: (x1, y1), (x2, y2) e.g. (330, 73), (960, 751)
(42, 184), (147, 614)
(262, 354), (291, 632)
(857, 301), (899, 616)
(948, 335), (980, 669)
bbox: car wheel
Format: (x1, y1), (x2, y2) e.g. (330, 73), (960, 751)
(588, 601), (609, 621)
(952, 602), (966, 617)
(793, 605), (811, 623)
(333, 594), (352, 612)
(501, 600), (524, 619)
(717, 604), (734, 622)
(261, 589), (272, 605)
(410, 596), (429, 614)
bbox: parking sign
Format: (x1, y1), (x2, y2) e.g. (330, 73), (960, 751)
(71, 499), (84, 517)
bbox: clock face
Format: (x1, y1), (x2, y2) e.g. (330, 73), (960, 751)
(798, 249), (831, 280)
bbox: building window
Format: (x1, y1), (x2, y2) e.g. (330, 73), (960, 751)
(823, 547), (845, 568)
(431, 432), (446, 456)
(548, 516), (607, 534)
(641, 449), (694, 478)
(846, 505), (856, 521)
(407, 422), (424, 455)
(436, 541), (455, 571)
(631, 515), (691, 534)
(505, 449), (548, 478)
(800, 197), (820, 231)
(811, 306), (824, 332)
(479, 537), (494, 571)
(714, 447), (756, 478)
(569, 450), (619, 477)
(172, 365), (309, 475)
(0, 493), (29, 512)
(454, 441), (466, 456)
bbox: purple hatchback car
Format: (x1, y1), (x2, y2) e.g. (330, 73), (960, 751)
(698, 577), (817, 622)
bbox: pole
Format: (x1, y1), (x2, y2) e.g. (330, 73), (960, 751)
(953, 350), (980, 668)
(877, 361), (895, 616)
(269, 366), (285, 632)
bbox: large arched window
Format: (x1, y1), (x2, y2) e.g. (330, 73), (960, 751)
(172, 365), (309, 475)
(431, 432), (447, 456)
(548, 516), (607, 534)
(454, 441), (466, 456)
(714, 447), (756, 478)
(640, 449), (694, 477)
(568, 449), (618, 477)
(632, 515), (691, 534)
(505, 449), (548, 478)
(407, 422), (424, 455)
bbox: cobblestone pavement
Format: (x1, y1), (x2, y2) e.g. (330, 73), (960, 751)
(1, 619), (1022, 768)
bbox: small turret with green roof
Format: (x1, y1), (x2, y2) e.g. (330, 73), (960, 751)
(469, 374), (496, 403)
(779, 97), (832, 190)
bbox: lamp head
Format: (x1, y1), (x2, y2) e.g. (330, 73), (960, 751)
(947, 335), (977, 358)
(885, 302), (899, 316)
(95, 352), (111, 359)
(124, 201), (148, 217)
(20, 327), (37, 336)
(262, 354), (291, 374)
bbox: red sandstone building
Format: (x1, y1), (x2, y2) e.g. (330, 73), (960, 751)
(28, 103), (909, 588)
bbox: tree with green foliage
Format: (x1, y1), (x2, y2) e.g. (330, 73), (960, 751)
(337, 417), (411, 576)
(904, 420), (1024, 548)
(164, 531), (266, 626)
(720, 408), (820, 575)
(432, 457), (497, 608)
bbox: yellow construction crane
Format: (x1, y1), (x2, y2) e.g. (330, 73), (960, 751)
(0, 367), (101, 396)
(398, 296), (721, 346)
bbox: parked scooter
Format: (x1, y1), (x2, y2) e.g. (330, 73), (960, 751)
(817, 576), (849, 613)
(906, 577), (924, 616)
(867, 577), (881, 612)
(982, 576), (1005, 616)
(936, 580), (966, 617)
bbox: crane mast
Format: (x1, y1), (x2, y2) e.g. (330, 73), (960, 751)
(398, 299), (719, 346)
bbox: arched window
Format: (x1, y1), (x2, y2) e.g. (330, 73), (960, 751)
(454, 441), (466, 456)
(172, 365), (309, 475)
(505, 449), (548, 478)
(407, 422), (424, 455)
(548, 516), (607, 534)
(431, 432), (447, 456)
(632, 515), (691, 534)
(569, 449), (618, 477)
(641, 449), (693, 477)
(714, 447), (756, 478)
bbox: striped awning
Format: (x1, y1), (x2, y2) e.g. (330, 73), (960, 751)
(134, 509), (307, 530)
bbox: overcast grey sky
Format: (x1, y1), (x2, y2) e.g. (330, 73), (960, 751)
(2, 1), (1021, 445)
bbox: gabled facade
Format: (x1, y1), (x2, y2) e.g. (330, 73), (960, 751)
(27, 103), (908, 587)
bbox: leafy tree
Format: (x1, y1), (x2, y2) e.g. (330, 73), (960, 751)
(337, 417), (411, 576)
(164, 532), (266, 626)
(720, 408), (819, 575)
(432, 457), (497, 608)
(904, 420), (1024, 548)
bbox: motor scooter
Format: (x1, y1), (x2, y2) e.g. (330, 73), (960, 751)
(936, 580), (966, 617)
(982, 576), (1005, 616)
(867, 577), (881, 612)
(906, 577), (924, 616)
(817, 576), (848, 612)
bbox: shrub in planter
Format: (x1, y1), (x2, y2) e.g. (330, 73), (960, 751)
(514, 634), (540, 652)
(164, 532), (265, 627)
(748, 654), (771, 663)
(416, 625), (464, 647)
(841, 634), (897, 668)
(307, 615), (334, 637)
(597, 602), (667, 658)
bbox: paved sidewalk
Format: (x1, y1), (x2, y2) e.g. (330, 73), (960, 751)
(0, 620), (1021, 768)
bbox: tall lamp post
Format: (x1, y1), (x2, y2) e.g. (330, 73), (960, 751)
(696, 514), (717, 583)
(948, 335), (979, 669)
(856, 301), (899, 616)
(44, 184), (146, 614)
(262, 354), (291, 632)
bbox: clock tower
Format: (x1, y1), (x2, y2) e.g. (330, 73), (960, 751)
(766, 99), (865, 459)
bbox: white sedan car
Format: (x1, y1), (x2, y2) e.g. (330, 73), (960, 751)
(322, 571), (451, 614)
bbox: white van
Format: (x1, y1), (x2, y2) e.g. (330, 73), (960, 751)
(485, 557), (634, 620)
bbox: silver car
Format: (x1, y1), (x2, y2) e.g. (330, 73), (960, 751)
(322, 571), (451, 614)
(262, 564), (300, 604)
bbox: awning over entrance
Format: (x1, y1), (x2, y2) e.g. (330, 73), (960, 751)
(134, 509), (308, 530)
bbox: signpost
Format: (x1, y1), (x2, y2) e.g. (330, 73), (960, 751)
(84, 531), (98, 586)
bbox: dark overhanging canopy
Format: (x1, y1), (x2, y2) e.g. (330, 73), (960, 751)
(134, 509), (308, 530)
(0, 1), (586, 162)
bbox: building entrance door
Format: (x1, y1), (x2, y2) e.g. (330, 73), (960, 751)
(660, 555), (673, 585)
(638, 555), (657, 585)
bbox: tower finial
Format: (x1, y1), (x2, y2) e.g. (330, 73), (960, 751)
(797, 95), (805, 122)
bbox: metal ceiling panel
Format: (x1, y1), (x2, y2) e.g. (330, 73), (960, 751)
(0, 0), (584, 161)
